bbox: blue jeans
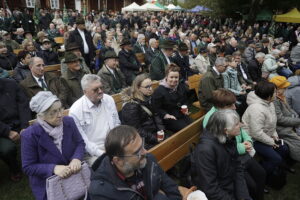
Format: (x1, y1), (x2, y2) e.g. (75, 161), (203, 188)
(277, 67), (293, 78)
(253, 141), (289, 176)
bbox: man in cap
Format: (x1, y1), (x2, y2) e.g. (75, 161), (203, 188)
(36, 38), (60, 65)
(61, 52), (89, 105)
(34, 31), (48, 51)
(61, 42), (91, 76)
(20, 57), (70, 108)
(67, 17), (95, 70)
(119, 39), (141, 85)
(150, 39), (175, 80)
(172, 42), (197, 81)
(97, 51), (126, 95)
(69, 74), (120, 166)
(2, 31), (20, 51)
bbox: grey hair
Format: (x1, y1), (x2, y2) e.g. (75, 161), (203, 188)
(255, 52), (265, 59)
(29, 57), (43, 67)
(206, 109), (240, 144)
(215, 57), (226, 67)
(137, 34), (145, 41)
(271, 49), (281, 56)
(81, 74), (102, 91)
(149, 38), (157, 45)
(280, 46), (288, 52)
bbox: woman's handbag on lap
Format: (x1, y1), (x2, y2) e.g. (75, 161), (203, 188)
(46, 162), (91, 200)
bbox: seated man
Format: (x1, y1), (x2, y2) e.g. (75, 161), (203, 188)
(0, 78), (31, 181)
(198, 57), (227, 111)
(0, 42), (17, 70)
(97, 51), (127, 94)
(61, 52), (89, 105)
(36, 38), (60, 65)
(89, 125), (182, 200)
(2, 31), (20, 51)
(69, 74), (120, 166)
(133, 34), (147, 54)
(145, 38), (159, 66)
(20, 57), (70, 108)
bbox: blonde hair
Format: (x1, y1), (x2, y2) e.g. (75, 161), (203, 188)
(131, 73), (151, 101)
(295, 69), (300, 76)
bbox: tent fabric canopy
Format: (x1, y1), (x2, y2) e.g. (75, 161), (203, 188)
(167, 4), (177, 10)
(140, 3), (164, 11)
(121, 2), (146, 12)
(274, 8), (300, 23)
(188, 5), (210, 12)
(155, 2), (166, 10)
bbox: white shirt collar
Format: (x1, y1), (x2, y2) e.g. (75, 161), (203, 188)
(84, 95), (101, 109)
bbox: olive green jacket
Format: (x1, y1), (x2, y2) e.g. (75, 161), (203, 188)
(150, 51), (168, 81)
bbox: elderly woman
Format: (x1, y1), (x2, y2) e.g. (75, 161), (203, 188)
(21, 91), (85, 200)
(152, 64), (191, 132)
(203, 89), (265, 200)
(262, 49), (281, 79)
(192, 109), (251, 200)
(121, 74), (165, 149)
(269, 76), (300, 162)
(242, 80), (290, 184)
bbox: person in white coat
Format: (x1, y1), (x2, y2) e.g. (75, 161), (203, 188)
(69, 74), (120, 166)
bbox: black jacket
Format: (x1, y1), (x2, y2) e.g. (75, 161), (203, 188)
(119, 49), (140, 85)
(36, 49), (60, 65)
(121, 98), (165, 149)
(171, 51), (197, 81)
(0, 78), (31, 138)
(0, 53), (18, 70)
(145, 47), (159, 66)
(225, 44), (237, 56)
(12, 62), (31, 82)
(191, 130), (251, 200)
(89, 154), (181, 200)
(236, 63), (253, 85)
(247, 59), (262, 82)
(152, 82), (188, 119)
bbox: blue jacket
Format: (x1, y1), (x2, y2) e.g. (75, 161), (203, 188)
(21, 116), (85, 200)
(89, 154), (181, 200)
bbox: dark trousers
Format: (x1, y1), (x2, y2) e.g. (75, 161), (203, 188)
(83, 53), (92, 71)
(245, 157), (266, 200)
(0, 137), (20, 174)
(164, 116), (192, 133)
(254, 141), (289, 176)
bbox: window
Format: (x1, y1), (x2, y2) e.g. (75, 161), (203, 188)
(26, 0), (35, 8)
(50, 0), (59, 9)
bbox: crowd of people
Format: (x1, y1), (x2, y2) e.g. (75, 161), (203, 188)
(1, 6), (300, 200)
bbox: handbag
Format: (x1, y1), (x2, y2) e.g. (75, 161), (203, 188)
(46, 162), (91, 200)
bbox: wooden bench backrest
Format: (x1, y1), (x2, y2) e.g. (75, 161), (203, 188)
(54, 37), (64, 44)
(44, 64), (61, 76)
(29, 109), (69, 126)
(188, 74), (203, 99)
(151, 80), (159, 90)
(149, 117), (204, 171)
(13, 49), (24, 55)
(112, 93), (123, 112)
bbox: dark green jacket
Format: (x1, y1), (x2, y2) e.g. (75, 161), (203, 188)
(198, 68), (224, 111)
(62, 68), (87, 105)
(150, 51), (168, 81)
(97, 65), (127, 95)
(133, 43), (147, 54)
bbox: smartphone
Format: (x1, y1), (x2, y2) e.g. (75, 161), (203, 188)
(275, 139), (284, 146)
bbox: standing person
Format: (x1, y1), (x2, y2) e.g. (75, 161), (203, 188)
(152, 64), (191, 132)
(89, 125), (182, 200)
(67, 17), (95, 70)
(22, 91), (85, 200)
(69, 74), (120, 166)
(119, 39), (141, 86)
(191, 110), (251, 200)
(0, 78), (31, 182)
(121, 74), (165, 149)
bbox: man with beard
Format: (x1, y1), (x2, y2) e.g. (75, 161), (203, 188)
(89, 125), (181, 200)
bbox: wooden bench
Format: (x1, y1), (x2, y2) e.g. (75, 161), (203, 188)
(188, 74), (206, 118)
(54, 37), (64, 44)
(44, 64), (61, 76)
(13, 49), (24, 55)
(149, 116), (203, 171)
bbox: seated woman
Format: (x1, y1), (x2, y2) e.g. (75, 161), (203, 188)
(286, 69), (300, 116)
(192, 109), (251, 200)
(121, 73), (165, 149)
(269, 76), (300, 162)
(21, 91), (85, 200)
(203, 88), (265, 200)
(152, 63), (191, 132)
(242, 80), (290, 183)
(22, 39), (37, 57)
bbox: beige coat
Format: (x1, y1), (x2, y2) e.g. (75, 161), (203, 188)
(242, 91), (278, 146)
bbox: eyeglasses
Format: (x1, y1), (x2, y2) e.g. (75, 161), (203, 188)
(47, 107), (64, 117)
(119, 139), (146, 159)
(140, 85), (152, 89)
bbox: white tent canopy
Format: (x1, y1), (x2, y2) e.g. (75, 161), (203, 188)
(121, 2), (146, 12)
(140, 3), (164, 11)
(166, 4), (177, 10)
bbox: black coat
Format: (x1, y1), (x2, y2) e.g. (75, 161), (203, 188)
(36, 49), (60, 65)
(12, 62), (31, 82)
(0, 78), (31, 138)
(121, 98), (165, 149)
(191, 130), (250, 200)
(0, 53), (18, 70)
(22, 13), (35, 33)
(119, 49), (140, 85)
(247, 59), (262, 82)
(225, 44), (237, 56)
(171, 51), (197, 81)
(145, 47), (159, 66)
(89, 154), (181, 200)
(67, 28), (95, 59)
(152, 82), (188, 120)
(39, 15), (51, 31)
(237, 63), (253, 85)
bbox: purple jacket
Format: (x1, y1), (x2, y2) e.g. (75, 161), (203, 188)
(21, 116), (85, 200)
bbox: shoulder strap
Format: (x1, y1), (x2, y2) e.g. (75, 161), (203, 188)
(130, 99), (153, 117)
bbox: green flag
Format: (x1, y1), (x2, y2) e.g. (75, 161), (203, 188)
(63, 4), (69, 24)
(33, 0), (39, 25)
